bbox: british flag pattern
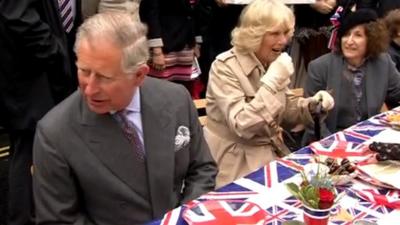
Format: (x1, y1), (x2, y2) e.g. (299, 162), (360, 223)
(146, 108), (400, 225)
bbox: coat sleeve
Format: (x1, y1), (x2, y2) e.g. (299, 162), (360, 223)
(0, 0), (65, 67)
(208, 59), (300, 140)
(139, 0), (163, 47)
(385, 54), (400, 108)
(305, 58), (328, 97)
(33, 123), (95, 225)
(180, 87), (217, 203)
(280, 91), (314, 130)
(304, 57), (333, 140)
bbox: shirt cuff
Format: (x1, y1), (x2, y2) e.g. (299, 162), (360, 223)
(148, 38), (164, 48)
(195, 36), (203, 44)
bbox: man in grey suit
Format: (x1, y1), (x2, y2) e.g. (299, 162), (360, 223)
(32, 12), (217, 225)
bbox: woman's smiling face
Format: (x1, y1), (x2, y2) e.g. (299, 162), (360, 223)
(255, 26), (291, 66)
(341, 25), (368, 66)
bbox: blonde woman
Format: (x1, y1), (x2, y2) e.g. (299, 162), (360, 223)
(204, 0), (335, 188)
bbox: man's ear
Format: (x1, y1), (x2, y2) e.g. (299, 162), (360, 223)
(133, 64), (150, 86)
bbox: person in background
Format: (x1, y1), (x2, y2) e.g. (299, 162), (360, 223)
(139, 0), (204, 99)
(0, 0), (80, 224)
(98, 0), (141, 21)
(204, 0), (335, 188)
(304, 9), (400, 143)
(199, 0), (245, 94)
(290, 0), (381, 89)
(376, 0), (400, 17)
(82, 0), (100, 19)
(384, 9), (400, 72)
(33, 12), (217, 225)
(64, 0), (83, 87)
(289, 0), (337, 89)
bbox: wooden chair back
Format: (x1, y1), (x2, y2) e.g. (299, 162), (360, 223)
(193, 98), (207, 126)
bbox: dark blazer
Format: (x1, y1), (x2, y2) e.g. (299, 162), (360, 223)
(0, 0), (81, 130)
(388, 41), (400, 73)
(305, 52), (400, 136)
(33, 77), (217, 225)
(376, 0), (400, 17)
(139, 0), (202, 53)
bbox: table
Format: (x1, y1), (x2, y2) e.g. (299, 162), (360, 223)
(148, 108), (400, 225)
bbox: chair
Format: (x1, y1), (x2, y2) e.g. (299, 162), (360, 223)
(193, 98), (207, 126)
(381, 103), (388, 113)
(291, 88), (304, 97)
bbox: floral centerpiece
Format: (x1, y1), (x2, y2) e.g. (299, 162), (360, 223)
(286, 163), (341, 225)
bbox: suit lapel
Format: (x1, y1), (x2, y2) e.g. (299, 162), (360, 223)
(140, 79), (175, 217)
(327, 55), (345, 131)
(364, 60), (380, 116)
(80, 98), (140, 192)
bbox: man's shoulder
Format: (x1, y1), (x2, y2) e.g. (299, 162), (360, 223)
(143, 77), (188, 98)
(39, 91), (81, 128)
(141, 77), (193, 115)
(373, 52), (393, 64)
(310, 52), (339, 67)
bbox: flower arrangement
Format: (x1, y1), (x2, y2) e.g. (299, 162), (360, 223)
(286, 163), (338, 209)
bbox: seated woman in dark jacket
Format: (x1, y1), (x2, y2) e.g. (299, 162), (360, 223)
(304, 9), (400, 143)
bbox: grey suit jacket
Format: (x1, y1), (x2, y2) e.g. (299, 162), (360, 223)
(33, 77), (217, 225)
(305, 52), (400, 136)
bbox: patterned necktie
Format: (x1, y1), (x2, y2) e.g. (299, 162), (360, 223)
(114, 110), (145, 161)
(58, 0), (74, 33)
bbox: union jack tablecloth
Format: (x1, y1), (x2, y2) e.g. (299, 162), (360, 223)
(147, 108), (400, 225)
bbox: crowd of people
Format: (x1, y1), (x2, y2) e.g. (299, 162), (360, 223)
(1, 0), (400, 225)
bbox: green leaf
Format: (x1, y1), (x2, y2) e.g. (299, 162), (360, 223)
(286, 183), (303, 200)
(304, 186), (316, 198)
(307, 199), (319, 209)
(286, 183), (300, 193)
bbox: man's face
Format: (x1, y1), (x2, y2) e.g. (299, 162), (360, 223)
(76, 38), (143, 114)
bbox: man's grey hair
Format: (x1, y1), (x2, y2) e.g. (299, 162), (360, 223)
(75, 12), (149, 74)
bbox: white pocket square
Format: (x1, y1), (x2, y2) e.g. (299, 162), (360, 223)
(175, 126), (190, 152)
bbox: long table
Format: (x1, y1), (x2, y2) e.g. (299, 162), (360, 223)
(148, 108), (400, 225)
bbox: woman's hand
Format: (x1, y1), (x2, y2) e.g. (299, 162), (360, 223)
(311, 0), (335, 14)
(151, 47), (166, 71)
(260, 52), (294, 92)
(194, 44), (201, 58)
(311, 90), (335, 111)
(215, 0), (227, 7)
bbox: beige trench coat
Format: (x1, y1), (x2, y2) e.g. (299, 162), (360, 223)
(204, 48), (314, 188)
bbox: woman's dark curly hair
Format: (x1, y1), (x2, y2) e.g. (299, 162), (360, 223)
(384, 9), (400, 40)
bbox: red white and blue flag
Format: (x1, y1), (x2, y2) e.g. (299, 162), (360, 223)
(182, 200), (268, 225)
(146, 109), (399, 225)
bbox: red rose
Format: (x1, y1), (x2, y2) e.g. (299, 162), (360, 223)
(318, 188), (335, 209)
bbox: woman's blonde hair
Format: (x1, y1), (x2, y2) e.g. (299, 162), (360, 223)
(231, 0), (295, 53)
